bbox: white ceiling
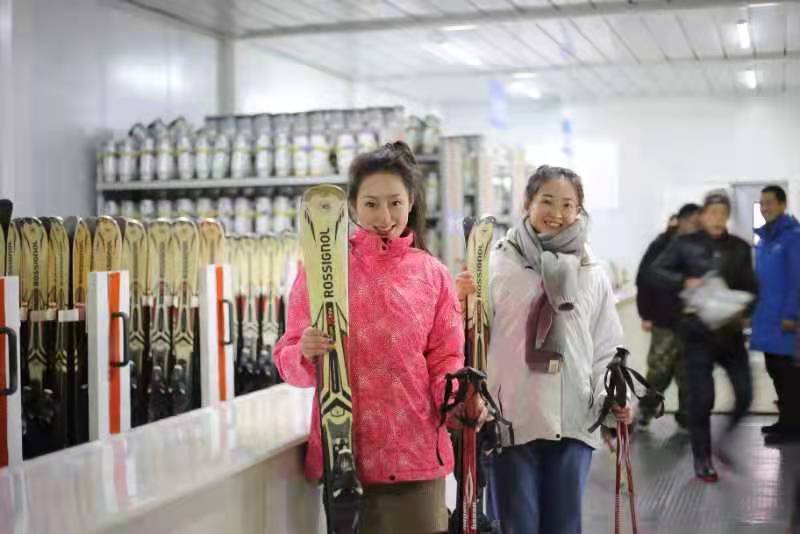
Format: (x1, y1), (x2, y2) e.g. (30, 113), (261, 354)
(124, 0), (800, 104)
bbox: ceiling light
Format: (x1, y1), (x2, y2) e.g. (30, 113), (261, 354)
(748, 2), (780, 7)
(508, 81), (542, 100)
(441, 24), (477, 32)
(737, 20), (751, 49)
(421, 42), (457, 65)
(512, 72), (537, 80)
(740, 69), (758, 89)
(439, 41), (484, 67)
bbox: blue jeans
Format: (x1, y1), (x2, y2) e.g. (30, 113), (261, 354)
(486, 438), (593, 534)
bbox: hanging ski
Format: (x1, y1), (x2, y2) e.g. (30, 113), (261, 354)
(19, 217), (54, 459)
(69, 217), (92, 445)
(300, 184), (361, 534)
(42, 217), (71, 450)
(170, 218), (199, 414)
(199, 219), (226, 267)
(227, 235), (247, 394)
(0, 199), (11, 276)
(121, 218), (148, 426)
(239, 235), (261, 393)
(146, 219), (173, 421)
(256, 234), (277, 389)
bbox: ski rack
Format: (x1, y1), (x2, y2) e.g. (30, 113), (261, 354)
(0, 276), (22, 468)
(199, 264), (235, 406)
(87, 271), (132, 440)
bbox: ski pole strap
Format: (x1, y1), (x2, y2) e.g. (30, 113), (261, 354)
(588, 347), (664, 433)
(437, 367), (514, 464)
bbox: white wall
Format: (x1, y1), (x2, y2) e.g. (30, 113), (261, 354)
(5, 0), (219, 218)
(441, 95), (800, 276)
(234, 42), (434, 117)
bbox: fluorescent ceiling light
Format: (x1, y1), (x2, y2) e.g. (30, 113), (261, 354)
(508, 81), (542, 100)
(748, 2), (780, 7)
(740, 69), (758, 89)
(512, 72), (537, 80)
(737, 20), (751, 49)
(422, 41), (483, 67)
(421, 42), (457, 65)
(441, 24), (477, 32)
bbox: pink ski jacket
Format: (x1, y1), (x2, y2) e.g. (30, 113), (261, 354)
(274, 226), (465, 485)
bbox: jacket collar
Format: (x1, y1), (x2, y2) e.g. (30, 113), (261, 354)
(755, 213), (798, 240)
(350, 225), (414, 259)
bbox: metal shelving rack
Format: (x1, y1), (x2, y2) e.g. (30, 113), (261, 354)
(95, 175), (348, 213)
(439, 135), (525, 273)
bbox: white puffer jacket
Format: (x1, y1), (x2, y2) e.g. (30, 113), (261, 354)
(487, 240), (624, 450)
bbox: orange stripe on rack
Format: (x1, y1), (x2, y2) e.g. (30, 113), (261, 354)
(216, 266), (227, 401)
(109, 272), (121, 434)
(0, 279), (8, 467)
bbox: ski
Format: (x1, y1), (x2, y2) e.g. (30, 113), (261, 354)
(42, 217), (71, 450)
(447, 215), (508, 534)
(70, 217), (92, 445)
(169, 218), (199, 414)
(5, 218), (19, 278)
(238, 235), (262, 393)
(0, 199), (11, 275)
(257, 234), (278, 389)
(121, 218), (148, 426)
(199, 218), (226, 266)
(19, 217), (53, 459)
(276, 231), (299, 345)
(300, 185), (361, 534)
(92, 216), (122, 272)
(146, 219), (173, 421)
(228, 235), (248, 395)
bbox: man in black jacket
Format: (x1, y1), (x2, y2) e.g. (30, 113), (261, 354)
(648, 191), (758, 483)
(636, 203), (701, 428)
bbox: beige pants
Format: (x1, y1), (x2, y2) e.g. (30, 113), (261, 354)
(358, 478), (449, 534)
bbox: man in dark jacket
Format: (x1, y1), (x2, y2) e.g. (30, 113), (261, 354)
(636, 203), (701, 428)
(648, 191), (757, 483)
(751, 185), (800, 444)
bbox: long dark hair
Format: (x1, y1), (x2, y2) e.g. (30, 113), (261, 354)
(348, 141), (428, 252)
(523, 164), (587, 216)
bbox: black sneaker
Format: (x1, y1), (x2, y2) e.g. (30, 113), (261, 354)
(761, 421), (783, 435)
(694, 458), (719, 483)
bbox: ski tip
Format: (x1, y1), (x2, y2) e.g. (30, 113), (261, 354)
(301, 184), (346, 204)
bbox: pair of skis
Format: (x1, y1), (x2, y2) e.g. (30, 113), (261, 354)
(300, 185), (361, 534)
(11, 215), (93, 457)
(229, 232), (293, 395)
(445, 216), (511, 534)
(145, 217), (200, 421)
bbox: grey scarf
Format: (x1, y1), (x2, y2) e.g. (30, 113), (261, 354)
(505, 217), (588, 372)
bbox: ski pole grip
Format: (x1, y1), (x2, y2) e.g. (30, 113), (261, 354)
(110, 311), (131, 368)
(222, 299), (234, 346)
(0, 326), (18, 396)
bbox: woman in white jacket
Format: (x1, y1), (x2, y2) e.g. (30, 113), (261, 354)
(457, 165), (632, 534)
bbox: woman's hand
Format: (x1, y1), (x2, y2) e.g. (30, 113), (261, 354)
(455, 268), (476, 305)
(611, 404), (634, 425)
(300, 327), (333, 363)
(446, 397), (490, 431)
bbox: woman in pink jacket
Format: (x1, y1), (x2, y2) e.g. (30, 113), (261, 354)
(273, 141), (465, 534)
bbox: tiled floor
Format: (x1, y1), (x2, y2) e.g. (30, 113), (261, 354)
(583, 415), (800, 533)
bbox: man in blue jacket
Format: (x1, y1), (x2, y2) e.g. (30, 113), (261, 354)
(751, 185), (800, 444)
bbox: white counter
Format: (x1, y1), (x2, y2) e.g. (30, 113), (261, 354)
(0, 384), (324, 534)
